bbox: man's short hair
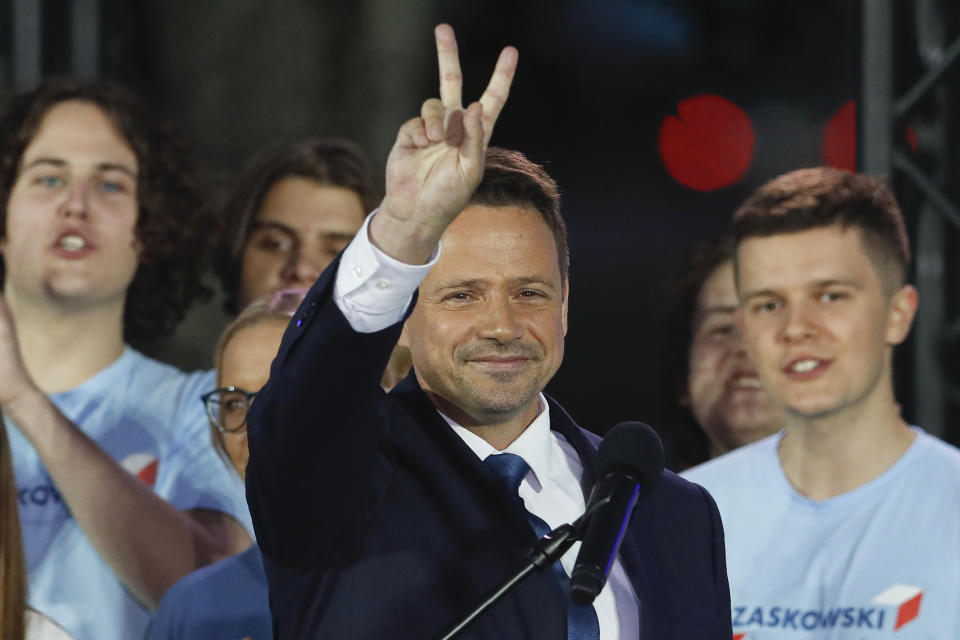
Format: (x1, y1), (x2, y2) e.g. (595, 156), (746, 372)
(732, 167), (910, 293)
(469, 147), (568, 286)
(214, 138), (382, 314)
(0, 80), (214, 345)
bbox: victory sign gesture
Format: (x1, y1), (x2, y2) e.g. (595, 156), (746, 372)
(370, 24), (518, 264)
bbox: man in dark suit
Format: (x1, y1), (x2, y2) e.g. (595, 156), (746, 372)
(246, 24), (732, 639)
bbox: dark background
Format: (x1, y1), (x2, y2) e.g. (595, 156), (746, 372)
(4, 0), (960, 445)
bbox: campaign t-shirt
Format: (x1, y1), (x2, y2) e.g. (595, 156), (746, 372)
(8, 347), (254, 640)
(683, 428), (960, 639)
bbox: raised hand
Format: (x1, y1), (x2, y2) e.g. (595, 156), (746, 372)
(371, 24), (518, 264)
(0, 294), (35, 410)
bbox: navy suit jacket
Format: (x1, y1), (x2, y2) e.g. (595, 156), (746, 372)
(246, 261), (732, 639)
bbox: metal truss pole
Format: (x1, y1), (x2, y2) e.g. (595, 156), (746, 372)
(862, 0), (960, 439)
(862, 0), (894, 176)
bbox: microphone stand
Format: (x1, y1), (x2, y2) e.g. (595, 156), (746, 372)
(434, 523), (580, 640)
(434, 496), (612, 640)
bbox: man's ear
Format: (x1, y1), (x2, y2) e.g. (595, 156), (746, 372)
(886, 284), (918, 346)
(561, 281), (570, 336)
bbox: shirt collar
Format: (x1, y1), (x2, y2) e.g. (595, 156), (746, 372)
(441, 394), (553, 491)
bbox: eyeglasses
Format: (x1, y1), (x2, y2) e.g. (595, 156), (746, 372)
(202, 386), (258, 434)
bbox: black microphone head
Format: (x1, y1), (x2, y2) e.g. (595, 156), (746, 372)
(596, 421), (665, 495)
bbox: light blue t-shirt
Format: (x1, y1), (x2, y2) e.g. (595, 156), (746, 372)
(145, 543), (271, 640)
(7, 348), (254, 640)
(683, 428), (960, 639)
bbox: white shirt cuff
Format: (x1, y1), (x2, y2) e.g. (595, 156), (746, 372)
(333, 210), (440, 333)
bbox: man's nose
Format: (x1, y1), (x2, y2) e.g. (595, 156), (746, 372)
(280, 249), (326, 287)
(477, 295), (524, 343)
(60, 182), (89, 220)
(780, 301), (817, 343)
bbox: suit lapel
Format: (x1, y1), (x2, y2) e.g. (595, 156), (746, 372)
(391, 379), (653, 636)
(389, 372), (536, 543)
(544, 396), (652, 639)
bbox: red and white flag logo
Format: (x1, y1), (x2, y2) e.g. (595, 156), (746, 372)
(872, 584), (923, 631)
(121, 453), (159, 487)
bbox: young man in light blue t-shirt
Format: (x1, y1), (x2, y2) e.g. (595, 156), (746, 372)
(684, 167), (960, 638)
(0, 81), (252, 640)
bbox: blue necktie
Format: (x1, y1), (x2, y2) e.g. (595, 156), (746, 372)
(483, 453), (601, 640)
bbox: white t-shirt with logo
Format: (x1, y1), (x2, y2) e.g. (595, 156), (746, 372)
(682, 428), (960, 639)
(7, 348), (254, 640)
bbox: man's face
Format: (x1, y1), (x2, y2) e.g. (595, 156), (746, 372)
(736, 225), (916, 420)
(686, 260), (782, 454)
(2, 100), (139, 307)
(240, 178), (366, 306)
(400, 205), (568, 427)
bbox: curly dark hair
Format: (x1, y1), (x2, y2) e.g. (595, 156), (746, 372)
(214, 138), (382, 314)
(657, 237), (736, 471)
(733, 167), (910, 293)
(0, 80), (215, 345)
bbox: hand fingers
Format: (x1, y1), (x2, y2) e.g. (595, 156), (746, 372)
(460, 102), (485, 168)
(478, 46), (518, 145)
(435, 24), (463, 110)
(421, 98), (445, 144)
(396, 116), (429, 149)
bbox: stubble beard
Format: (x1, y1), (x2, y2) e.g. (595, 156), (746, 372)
(454, 366), (544, 419)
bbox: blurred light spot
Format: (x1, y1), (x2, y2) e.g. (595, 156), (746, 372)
(822, 100), (856, 171)
(659, 94), (755, 191)
(907, 125), (919, 153)
(822, 100), (919, 171)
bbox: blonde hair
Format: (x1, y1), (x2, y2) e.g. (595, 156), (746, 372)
(210, 288), (307, 470)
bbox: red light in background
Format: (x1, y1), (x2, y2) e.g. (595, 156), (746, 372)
(907, 125), (919, 153)
(822, 100), (857, 172)
(659, 94), (755, 192)
(822, 100), (918, 171)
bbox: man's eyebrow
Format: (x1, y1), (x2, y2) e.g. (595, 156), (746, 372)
(251, 220), (298, 235)
(21, 157), (66, 172)
(739, 288), (779, 303)
(512, 275), (558, 289)
(434, 278), (488, 290)
(811, 278), (862, 289)
(433, 275), (559, 291)
(97, 162), (137, 179)
(324, 231), (356, 240)
(741, 278), (863, 302)
(21, 157), (137, 179)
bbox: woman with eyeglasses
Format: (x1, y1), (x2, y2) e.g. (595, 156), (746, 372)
(145, 289), (306, 640)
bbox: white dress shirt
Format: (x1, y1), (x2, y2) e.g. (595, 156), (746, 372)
(333, 212), (640, 639)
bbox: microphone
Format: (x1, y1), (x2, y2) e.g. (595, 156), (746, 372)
(570, 422), (665, 605)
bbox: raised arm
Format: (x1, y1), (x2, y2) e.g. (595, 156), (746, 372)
(369, 23), (518, 265)
(245, 25), (518, 567)
(0, 296), (250, 610)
